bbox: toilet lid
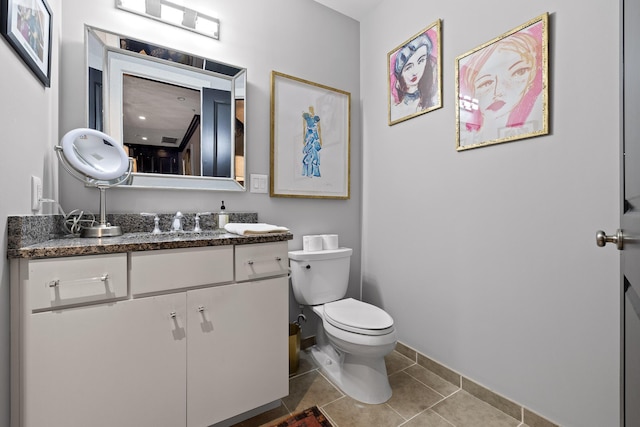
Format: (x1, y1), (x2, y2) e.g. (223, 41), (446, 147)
(323, 298), (394, 336)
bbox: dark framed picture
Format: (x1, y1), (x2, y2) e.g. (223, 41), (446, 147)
(387, 20), (442, 126)
(455, 13), (549, 151)
(1, 0), (52, 87)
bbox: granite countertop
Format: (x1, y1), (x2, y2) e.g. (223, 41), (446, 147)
(8, 231), (293, 259)
(7, 213), (293, 260)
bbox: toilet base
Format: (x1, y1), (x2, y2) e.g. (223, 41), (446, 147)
(309, 343), (392, 404)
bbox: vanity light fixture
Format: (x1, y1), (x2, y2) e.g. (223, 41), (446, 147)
(115, 0), (220, 40)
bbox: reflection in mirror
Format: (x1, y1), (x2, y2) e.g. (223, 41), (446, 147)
(122, 75), (200, 175)
(86, 26), (246, 191)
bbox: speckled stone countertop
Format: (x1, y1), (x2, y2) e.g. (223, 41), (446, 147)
(7, 213), (293, 260)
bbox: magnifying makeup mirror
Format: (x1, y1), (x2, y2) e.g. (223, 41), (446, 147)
(56, 128), (132, 237)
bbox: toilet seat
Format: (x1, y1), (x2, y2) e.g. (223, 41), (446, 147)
(323, 298), (394, 336)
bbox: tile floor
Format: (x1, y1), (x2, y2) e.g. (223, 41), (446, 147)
(231, 349), (539, 427)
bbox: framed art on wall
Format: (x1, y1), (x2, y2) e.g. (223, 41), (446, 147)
(388, 19), (442, 126)
(270, 71), (351, 199)
(1, 0), (52, 87)
(455, 13), (549, 151)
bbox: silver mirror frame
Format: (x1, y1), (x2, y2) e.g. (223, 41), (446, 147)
(85, 25), (246, 192)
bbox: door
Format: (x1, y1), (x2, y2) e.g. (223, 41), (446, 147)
(201, 87), (232, 178)
(621, 1), (640, 425)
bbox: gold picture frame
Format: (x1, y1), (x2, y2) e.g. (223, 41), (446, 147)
(455, 13), (549, 151)
(270, 71), (351, 199)
(387, 20), (442, 126)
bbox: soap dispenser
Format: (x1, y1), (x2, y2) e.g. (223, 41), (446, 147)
(218, 201), (229, 229)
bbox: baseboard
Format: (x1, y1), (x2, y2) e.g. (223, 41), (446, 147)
(301, 335), (316, 350)
(394, 341), (559, 427)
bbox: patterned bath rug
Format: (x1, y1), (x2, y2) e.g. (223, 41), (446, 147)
(268, 406), (333, 427)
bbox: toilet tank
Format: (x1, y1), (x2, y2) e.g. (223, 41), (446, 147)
(288, 248), (353, 305)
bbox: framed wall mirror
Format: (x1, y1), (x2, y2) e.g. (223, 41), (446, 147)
(86, 25), (246, 191)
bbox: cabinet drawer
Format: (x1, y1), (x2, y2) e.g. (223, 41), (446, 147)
(28, 253), (127, 311)
(235, 242), (289, 282)
(130, 246), (234, 295)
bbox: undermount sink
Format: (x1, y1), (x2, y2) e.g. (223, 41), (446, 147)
(119, 230), (227, 241)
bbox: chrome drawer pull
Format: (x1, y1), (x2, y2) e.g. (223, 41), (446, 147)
(169, 311), (177, 319)
(248, 257), (283, 265)
(48, 274), (109, 288)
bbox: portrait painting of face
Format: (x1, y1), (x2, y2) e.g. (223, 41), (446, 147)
(456, 13), (549, 150)
(387, 20), (442, 126)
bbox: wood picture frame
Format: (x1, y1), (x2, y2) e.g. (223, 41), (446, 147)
(456, 13), (549, 151)
(270, 71), (351, 199)
(388, 20), (442, 126)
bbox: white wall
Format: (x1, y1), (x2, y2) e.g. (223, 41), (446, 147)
(0, 0), (358, 422)
(0, 0), (60, 424)
(360, 1), (620, 426)
(3, 1), (623, 426)
(58, 0), (361, 334)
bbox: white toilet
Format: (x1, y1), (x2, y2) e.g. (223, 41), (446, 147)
(289, 247), (397, 404)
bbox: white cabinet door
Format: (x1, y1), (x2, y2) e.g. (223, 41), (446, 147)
(23, 293), (187, 427)
(186, 277), (289, 427)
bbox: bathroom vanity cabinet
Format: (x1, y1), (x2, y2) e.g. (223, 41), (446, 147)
(10, 241), (290, 427)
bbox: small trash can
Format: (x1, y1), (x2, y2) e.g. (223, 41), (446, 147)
(289, 323), (301, 374)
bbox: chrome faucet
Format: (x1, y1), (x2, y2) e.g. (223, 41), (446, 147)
(171, 211), (184, 232)
(193, 212), (211, 233)
(141, 212), (161, 234)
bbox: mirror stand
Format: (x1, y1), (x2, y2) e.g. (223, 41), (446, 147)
(82, 185), (123, 238)
(56, 128), (133, 237)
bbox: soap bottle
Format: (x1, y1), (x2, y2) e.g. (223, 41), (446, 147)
(218, 201), (229, 229)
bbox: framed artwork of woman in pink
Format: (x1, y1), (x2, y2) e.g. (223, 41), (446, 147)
(456, 13), (549, 151)
(388, 20), (442, 126)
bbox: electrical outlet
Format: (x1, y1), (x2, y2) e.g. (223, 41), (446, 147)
(31, 176), (42, 212)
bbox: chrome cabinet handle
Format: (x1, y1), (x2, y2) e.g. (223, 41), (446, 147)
(48, 274), (109, 288)
(169, 311), (177, 319)
(596, 229), (624, 250)
(197, 306), (205, 313)
(248, 257), (283, 265)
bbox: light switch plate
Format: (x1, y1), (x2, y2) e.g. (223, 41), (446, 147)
(250, 174), (268, 193)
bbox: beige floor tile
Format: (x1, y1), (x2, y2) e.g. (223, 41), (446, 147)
(402, 409), (456, 427)
(322, 396), (405, 427)
(432, 390), (520, 427)
(385, 350), (416, 375)
(386, 371), (444, 419)
(403, 364), (460, 397)
(282, 370), (344, 413)
(289, 350), (316, 377)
